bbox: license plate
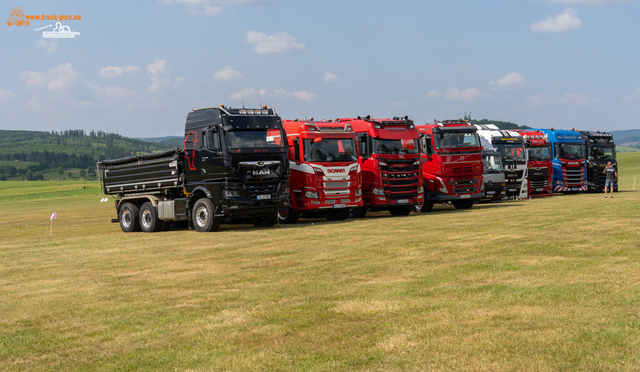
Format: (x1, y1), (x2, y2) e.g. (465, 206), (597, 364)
(508, 188), (517, 192)
(460, 194), (470, 198)
(536, 188), (543, 192)
(333, 204), (345, 208)
(396, 199), (409, 204)
(257, 194), (271, 200)
(486, 191), (495, 195)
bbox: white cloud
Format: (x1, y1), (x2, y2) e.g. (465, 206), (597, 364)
(229, 87), (267, 101)
(0, 89), (16, 100)
(147, 59), (184, 93)
(20, 70), (46, 87)
(189, 5), (224, 15)
(323, 72), (340, 83)
(246, 30), (305, 54)
(426, 90), (440, 98)
(84, 80), (139, 101)
(213, 66), (243, 81)
(489, 72), (526, 90)
(293, 91), (318, 103)
(530, 7), (582, 33)
(444, 87), (488, 102)
(623, 87), (640, 102)
(35, 40), (58, 53)
(21, 63), (82, 92)
(99, 65), (141, 78)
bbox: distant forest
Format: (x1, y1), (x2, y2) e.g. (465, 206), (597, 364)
(0, 129), (177, 170)
(466, 117), (531, 130)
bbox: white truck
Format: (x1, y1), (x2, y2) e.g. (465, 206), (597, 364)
(474, 124), (528, 199)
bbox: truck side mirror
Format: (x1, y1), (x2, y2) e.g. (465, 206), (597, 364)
(422, 135), (433, 157)
(358, 142), (367, 158)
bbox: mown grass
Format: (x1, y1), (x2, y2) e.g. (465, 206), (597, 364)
(0, 153), (639, 371)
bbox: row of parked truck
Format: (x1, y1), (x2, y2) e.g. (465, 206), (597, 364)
(98, 106), (618, 233)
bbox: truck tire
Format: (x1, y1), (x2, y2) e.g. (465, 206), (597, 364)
(278, 208), (300, 224)
(253, 212), (277, 228)
(192, 199), (221, 232)
(139, 202), (162, 233)
(453, 199), (474, 209)
(389, 205), (413, 216)
(349, 206), (367, 219)
(119, 202), (140, 233)
(326, 208), (349, 221)
(418, 202), (434, 213)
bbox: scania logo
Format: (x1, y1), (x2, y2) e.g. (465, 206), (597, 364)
(567, 161), (580, 167)
(390, 163), (409, 169)
(251, 169), (271, 176)
(327, 168), (346, 174)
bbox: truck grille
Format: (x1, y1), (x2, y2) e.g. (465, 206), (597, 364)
(528, 168), (548, 181)
(245, 183), (277, 195)
(452, 186), (477, 194)
(379, 159), (420, 200)
(530, 180), (548, 189)
(452, 166), (474, 175)
(565, 166), (583, 186)
(324, 181), (350, 188)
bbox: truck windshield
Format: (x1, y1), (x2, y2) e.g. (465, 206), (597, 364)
(304, 138), (357, 162)
(526, 145), (551, 161)
(589, 147), (615, 160)
(482, 154), (503, 173)
(555, 143), (584, 159)
(494, 144), (526, 162)
(371, 138), (419, 155)
(225, 129), (285, 150)
(434, 132), (480, 149)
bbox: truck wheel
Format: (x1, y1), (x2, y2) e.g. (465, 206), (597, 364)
(348, 207), (367, 219)
(139, 202), (162, 233)
(453, 200), (474, 209)
(278, 208), (300, 224)
(119, 202), (140, 233)
(419, 202), (434, 213)
(325, 208), (349, 221)
(253, 212), (277, 228)
(389, 205), (413, 216)
(192, 199), (221, 232)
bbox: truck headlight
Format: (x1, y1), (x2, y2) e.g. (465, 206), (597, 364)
(224, 190), (241, 197)
(372, 188), (384, 195)
(305, 190), (319, 199)
(436, 177), (448, 193)
(418, 186), (424, 194)
(349, 166), (358, 173)
(355, 188), (362, 196)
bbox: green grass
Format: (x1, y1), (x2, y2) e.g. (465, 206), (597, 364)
(616, 145), (639, 152)
(0, 153), (639, 371)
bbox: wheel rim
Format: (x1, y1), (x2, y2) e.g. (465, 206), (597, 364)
(195, 205), (208, 227)
(141, 209), (152, 229)
(277, 210), (288, 220)
(122, 209), (132, 228)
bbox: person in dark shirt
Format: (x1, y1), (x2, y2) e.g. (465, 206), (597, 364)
(603, 162), (617, 198)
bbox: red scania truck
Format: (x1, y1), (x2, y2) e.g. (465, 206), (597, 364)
(336, 116), (423, 218)
(417, 120), (484, 211)
(517, 130), (553, 197)
(278, 119), (362, 223)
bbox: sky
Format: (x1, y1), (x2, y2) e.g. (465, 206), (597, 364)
(1, 0), (640, 138)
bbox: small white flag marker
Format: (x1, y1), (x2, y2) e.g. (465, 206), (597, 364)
(100, 198), (109, 202)
(50, 212), (57, 237)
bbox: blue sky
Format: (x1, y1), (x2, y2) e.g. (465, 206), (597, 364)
(1, 0), (639, 137)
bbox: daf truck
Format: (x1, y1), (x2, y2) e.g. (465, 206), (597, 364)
(337, 116), (423, 218)
(417, 120), (484, 212)
(581, 130), (617, 192)
(474, 124), (528, 199)
(99, 106), (290, 233)
(278, 119), (362, 223)
(480, 149), (506, 202)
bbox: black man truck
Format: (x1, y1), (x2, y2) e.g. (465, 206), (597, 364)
(98, 106), (290, 233)
(581, 130), (617, 192)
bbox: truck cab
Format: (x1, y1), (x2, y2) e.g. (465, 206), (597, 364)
(480, 150), (506, 202)
(581, 130), (617, 193)
(336, 116), (423, 217)
(417, 120), (484, 211)
(279, 119), (362, 223)
(100, 106), (291, 233)
(517, 130), (553, 197)
(537, 128), (587, 193)
(475, 124), (528, 199)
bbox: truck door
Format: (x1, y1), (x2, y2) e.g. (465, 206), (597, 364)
(198, 128), (226, 181)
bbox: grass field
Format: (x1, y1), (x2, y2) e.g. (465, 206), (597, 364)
(1, 154), (639, 371)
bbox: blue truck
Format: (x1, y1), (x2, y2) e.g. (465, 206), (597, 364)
(537, 128), (586, 193)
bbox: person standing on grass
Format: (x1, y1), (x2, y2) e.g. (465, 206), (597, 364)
(603, 162), (617, 198)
